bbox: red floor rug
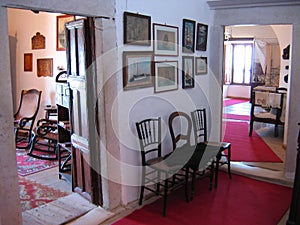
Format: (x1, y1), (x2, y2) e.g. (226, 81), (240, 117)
(19, 176), (68, 211)
(113, 172), (292, 225)
(222, 121), (282, 162)
(223, 98), (248, 107)
(223, 113), (250, 121)
(16, 148), (58, 176)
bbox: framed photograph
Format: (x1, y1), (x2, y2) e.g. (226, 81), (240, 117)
(154, 61), (178, 93)
(196, 57), (208, 75)
(153, 23), (178, 56)
(24, 53), (33, 72)
(56, 14), (75, 51)
(182, 19), (196, 53)
(123, 51), (153, 90)
(37, 58), (53, 77)
(124, 12), (151, 46)
(196, 23), (208, 51)
(182, 56), (194, 88)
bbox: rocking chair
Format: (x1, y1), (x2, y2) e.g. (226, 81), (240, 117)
(14, 89), (42, 149)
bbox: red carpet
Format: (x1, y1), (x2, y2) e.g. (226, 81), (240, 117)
(223, 98), (248, 107)
(222, 121), (282, 162)
(223, 113), (250, 121)
(19, 176), (68, 211)
(16, 148), (58, 176)
(113, 172), (292, 225)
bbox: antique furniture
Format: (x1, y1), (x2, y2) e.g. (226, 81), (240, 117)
(14, 89), (42, 149)
(191, 108), (232, 187)
(28, 118), (58, 160)
(168, 111), (215, 200)
(249, 86), (287, 137)
(136, 117), (182, 217)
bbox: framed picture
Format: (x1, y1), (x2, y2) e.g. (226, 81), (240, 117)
(153, 23), (178, 56)
(24, 53), (33, 72)
(123, 51), (153, 90)
(196, 57), (208, 75)
(196, 23), (208, 51)
(37, 58), (53, 77)
(154, 61), (178, 93)
(182, 19), (196, 53)
(182, 56), (194, 88)
(56, 15), (75, 51)
(124, 12), (151, 46)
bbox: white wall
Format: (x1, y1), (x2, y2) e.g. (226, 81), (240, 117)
(8, 9), (67, 120)
(114, 0), (213, 205)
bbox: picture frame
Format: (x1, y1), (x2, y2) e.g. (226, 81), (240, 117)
(182, 56), (194, 88)
(124, 12), (151, 46)
(24, 53), (33, 72)
(153, 23), (178, 56)
(182, 19), (196, 53)
(196, 23), (208, 51)
(154, 61), (178, 93)
(123, 51), (153, 90)
(195, 57), (208, 75)
(37, 58), (53, 77)
(56, 14), (75, 51)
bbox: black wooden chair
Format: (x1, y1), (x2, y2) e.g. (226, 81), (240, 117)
(191, 108), (232, 188)
(136, 117), (182, 217)
(27, 118), (58, 160)
(168, 111), (214, 201)
(249, 87), (287, 137)
(14, 89), (42, 149)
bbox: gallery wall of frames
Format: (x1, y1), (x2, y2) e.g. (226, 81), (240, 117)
(122, 11), (208, 93)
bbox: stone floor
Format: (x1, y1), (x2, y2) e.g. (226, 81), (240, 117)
(23, 99), (294, 224)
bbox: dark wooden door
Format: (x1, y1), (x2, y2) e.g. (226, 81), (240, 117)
(66, 18), (102, 206)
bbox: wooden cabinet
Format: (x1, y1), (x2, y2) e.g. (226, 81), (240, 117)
(56, 82), (72, 181)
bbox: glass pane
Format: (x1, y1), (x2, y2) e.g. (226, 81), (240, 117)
(233, 45), (245, 84)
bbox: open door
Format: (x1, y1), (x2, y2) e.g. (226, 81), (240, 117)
(66, 18), (102, 206)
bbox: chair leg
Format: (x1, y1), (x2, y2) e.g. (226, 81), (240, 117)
(139, 185), (145, 206)
(162, 179), (168, 217)
(249, 121), (253, 136)
(190, 170), (196, 201)
(209, 162), (214, 191)
(215, 153), (221, 188)
(227, 146), (232, 179)
(184, 167), (190, 203)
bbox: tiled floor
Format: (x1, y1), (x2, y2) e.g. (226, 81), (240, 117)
(23, 99), (294, 224)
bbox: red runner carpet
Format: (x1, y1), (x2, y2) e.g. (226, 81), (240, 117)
(19, 176), (68, 211)
(16, 148), (58, 176)
(223, 121), (282, 162)
(223, 113), (250, 121)
(113, 172), (292, 225)
(223, 98), (248, 107)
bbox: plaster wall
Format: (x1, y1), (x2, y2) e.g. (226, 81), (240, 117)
(114, 0), (214, 205)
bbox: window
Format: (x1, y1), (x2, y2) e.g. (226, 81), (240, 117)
(224, 39), (253, 85)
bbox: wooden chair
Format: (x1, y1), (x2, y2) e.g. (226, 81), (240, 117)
(191, 108), (232, 188)
(136, 117), (182, 217)
(28, 118), (58, 160)
(14, 89), (42, 149)
(249, 87), (287, 137)
(168, 111), (214, 201)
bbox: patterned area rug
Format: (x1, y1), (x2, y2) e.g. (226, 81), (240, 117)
(19, 176), (68, 212)
(16, 148), (58, 176)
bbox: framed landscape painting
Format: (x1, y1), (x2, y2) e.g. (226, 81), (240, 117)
(182, 19), (196, 53)
(124, 12), (151, 46)
(123, 51), (153, 90)
(154, 61), (178, 93)
(153, 23), (178, 56)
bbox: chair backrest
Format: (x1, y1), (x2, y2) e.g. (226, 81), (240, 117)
(14, 89), (42, 121)
(168, 111), (192, 151)
(191, 108), (207, 144)
(136, 117), (162, 166)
